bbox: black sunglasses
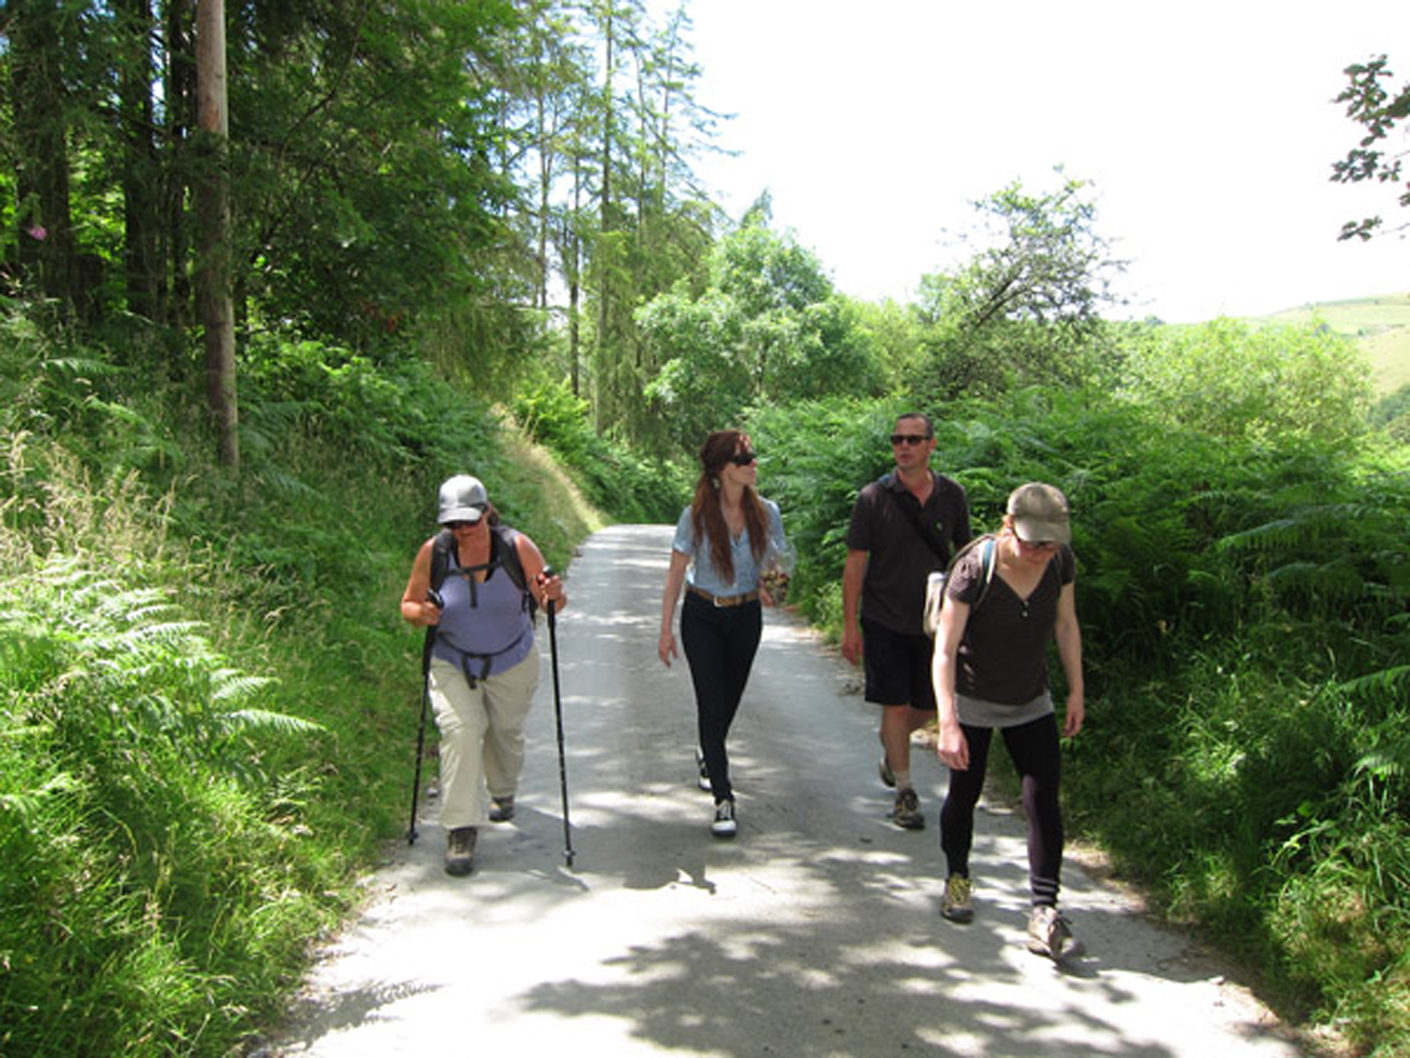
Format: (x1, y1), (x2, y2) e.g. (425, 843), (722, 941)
(444, 506), (486, 530)
(729, 450), (757, 466)
(890, 433), (931, 446)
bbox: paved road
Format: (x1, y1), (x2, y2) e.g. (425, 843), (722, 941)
(265, 525), (1304, 1057)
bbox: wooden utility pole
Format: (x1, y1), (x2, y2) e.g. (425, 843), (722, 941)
(195, 0), (238, 470)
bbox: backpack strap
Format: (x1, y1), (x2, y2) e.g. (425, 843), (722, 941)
(430, 528), (456, 594)
(972, 535), (997, 612)
(423, 529), (457, 678)
(944, 533), (998, 613)
(492, 526), (537, 621)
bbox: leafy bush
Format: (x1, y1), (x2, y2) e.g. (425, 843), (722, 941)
(1119, 318), (1374, 446)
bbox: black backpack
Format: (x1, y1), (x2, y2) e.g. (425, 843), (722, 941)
(429, 524), (536, 622)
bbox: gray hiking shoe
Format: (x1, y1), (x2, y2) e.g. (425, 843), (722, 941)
(444, 826), (477, 876)
(893, 788), (925, 830)
(489, 796), (515, 823)
(1027, 905), (1082, 959)
(879, 757), (896, 788)
(940, 875), (974, 923)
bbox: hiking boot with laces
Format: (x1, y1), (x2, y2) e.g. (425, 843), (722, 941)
(1027, 905), (1082, 959)
(444, 826), (477, 876)
(711, 798), (737, 838)
(941, 875), (974, 923)
(489, 795), (515, 823)
(893, 788), (925, 830)
(695, 748), (712, 792)
(879, 756), (896, 788)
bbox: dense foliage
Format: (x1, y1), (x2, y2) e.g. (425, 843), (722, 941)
(748, 367), (1410, 1054)
(637, 206), (887, 450)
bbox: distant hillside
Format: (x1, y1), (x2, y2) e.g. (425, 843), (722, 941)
(1256, 292), (1410, 396)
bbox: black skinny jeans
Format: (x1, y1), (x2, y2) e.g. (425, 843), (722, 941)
(940, 712), (1065, 906)
(681, 592), (762, 804)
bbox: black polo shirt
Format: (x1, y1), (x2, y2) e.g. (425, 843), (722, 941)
(846, 470), (971, 636)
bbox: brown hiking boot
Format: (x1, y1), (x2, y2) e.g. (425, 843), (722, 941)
(893, 788), (925, 830)
(444, 826), (477, 876)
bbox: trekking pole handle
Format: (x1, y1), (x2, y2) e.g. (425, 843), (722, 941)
(541, 566), (557, 619)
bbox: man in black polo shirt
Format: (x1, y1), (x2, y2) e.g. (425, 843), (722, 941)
(842, 412), (971, 829)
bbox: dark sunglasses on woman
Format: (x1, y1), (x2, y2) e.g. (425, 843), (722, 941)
(729, 450), (757, 466)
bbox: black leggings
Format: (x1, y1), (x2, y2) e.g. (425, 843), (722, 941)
(940, 712), (1065, 907)
(681, 592), (762, 804)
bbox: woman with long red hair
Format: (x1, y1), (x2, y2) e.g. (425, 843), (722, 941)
(659, 430), (791, 837)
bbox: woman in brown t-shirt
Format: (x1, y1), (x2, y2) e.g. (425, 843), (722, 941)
(931, 483), (1086, 960)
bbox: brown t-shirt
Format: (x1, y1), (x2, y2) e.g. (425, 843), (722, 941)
(846, 471), (971, 635)
(948, 543), (1075, 705)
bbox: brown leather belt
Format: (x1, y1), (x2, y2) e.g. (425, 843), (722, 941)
(687, 584), (761, 608)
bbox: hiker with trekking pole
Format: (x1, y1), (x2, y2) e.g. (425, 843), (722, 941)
(400, 474), (567, 877)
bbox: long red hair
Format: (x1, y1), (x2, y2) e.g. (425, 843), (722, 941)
(691, 430), (767, 583)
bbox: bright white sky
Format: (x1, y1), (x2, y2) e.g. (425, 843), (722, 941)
(677, 0), (1410, 322)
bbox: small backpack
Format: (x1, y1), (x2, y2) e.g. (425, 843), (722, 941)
(922, 533), (997, 635)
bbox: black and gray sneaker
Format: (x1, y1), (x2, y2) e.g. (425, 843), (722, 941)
(893, 788), (925, 830)
(711, 798), (737, 838)
(695, 747), (712, 792)
(444, 826), (477, 876)
(489, 795), (515, 823)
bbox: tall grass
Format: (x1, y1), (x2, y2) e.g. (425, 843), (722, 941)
(1, 464), (340, 1055)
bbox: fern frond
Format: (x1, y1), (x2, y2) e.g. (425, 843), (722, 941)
(1340, 665), (1410, 698)
(1267, 561), (1369, 601)
(210, 671), (275, 704)
(221, 708), (323, 736)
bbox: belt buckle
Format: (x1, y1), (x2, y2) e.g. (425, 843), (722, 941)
(713, 592), (727, 608)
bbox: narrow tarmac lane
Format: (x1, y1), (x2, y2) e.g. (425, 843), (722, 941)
(265, 524), (1303, 1057)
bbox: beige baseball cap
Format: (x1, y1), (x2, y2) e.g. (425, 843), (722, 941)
(1006, 482), (1071, 544)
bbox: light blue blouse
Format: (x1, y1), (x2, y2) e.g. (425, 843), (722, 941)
(672, 498), (787, 597)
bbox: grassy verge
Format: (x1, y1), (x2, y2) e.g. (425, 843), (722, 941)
(0, 312), (606, 1056)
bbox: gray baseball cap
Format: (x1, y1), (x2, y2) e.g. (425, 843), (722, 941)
(437, 475), (489, 524)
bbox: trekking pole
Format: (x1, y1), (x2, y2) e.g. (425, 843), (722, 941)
(408, 589), (442, 845)
(543, 567), (574, 868)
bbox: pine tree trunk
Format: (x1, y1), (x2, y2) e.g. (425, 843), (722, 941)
(9, 0), (78, 309)
(195, 0), (238, 471)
